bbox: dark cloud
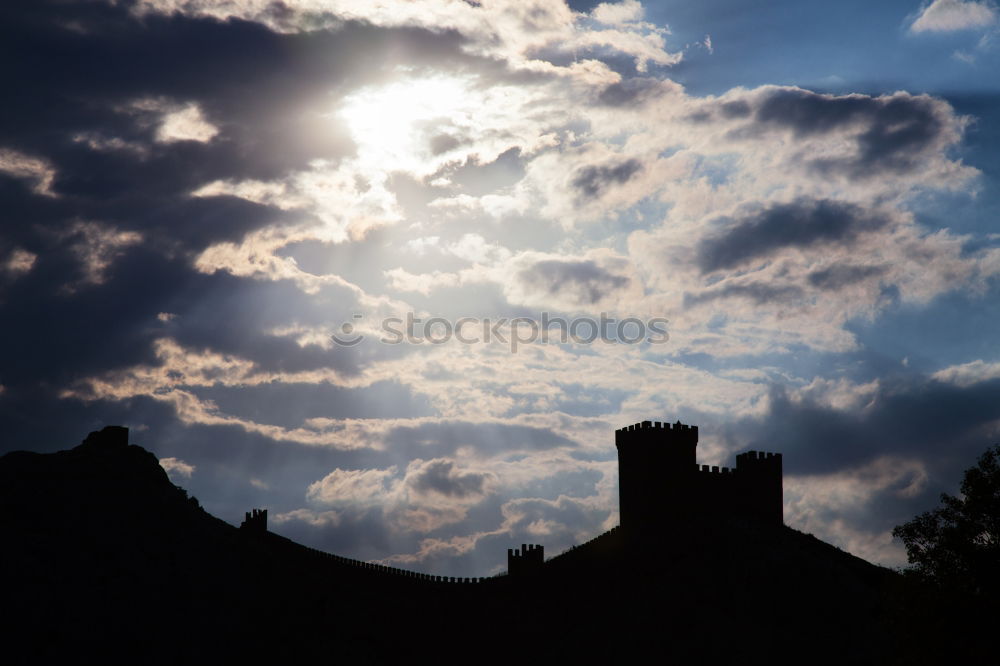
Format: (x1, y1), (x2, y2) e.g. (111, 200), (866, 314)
(719, 100), (751, 118)
(381, 421), (576, 460)
(685, 282), (805, 305)
(571, 158), (642, 199)
(0, 0), (495, 420)
(596, 77), (666, 106)
(755, 89), (876, 136)
(0, 0), (482, 258)
(808, 263), (887, 290)
(729, 377), (1000, 478)
(752, 88), (954, 177)
(697, 198), (888, 273)
(429, 134), (463, 155)
(196, 381), (435, 429)
(448, 147), (525, 196)
(715, 373), (1000, 537)
(516, 258), (630, 305)
(408, 459), (493, 498)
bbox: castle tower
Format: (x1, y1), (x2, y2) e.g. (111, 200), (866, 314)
(241, 508), (267, 532)
(615, 420), (783, 530)
(735, 451), (783, 525)
(615, 420), (698, 529)
(507, 543), (544, 577)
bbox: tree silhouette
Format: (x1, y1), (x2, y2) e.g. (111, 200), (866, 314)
(893, 444), (1000, 597)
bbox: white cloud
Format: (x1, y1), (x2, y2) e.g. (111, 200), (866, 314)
(62, 221), (143, 288)
(785, 456), (929, 566)
(592, 0), (645, 27)
(0, 148), (57, 196)
(932, 359), (1000, 386)
(156, 103), (219, 143)
(307, 466), (398, 506)
(132, 0), (682, 76)
(159, 457), (196, 479)
(3, 248), (37, 277)
(910, 0), (998, 33)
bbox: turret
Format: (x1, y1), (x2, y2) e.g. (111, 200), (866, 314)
(615, 420), (699, 528)
(507, 543), (544, 577)
(735, 451), (783, 525)
(240, 508), (267, 532)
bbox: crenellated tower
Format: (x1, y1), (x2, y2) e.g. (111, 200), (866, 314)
(615, 420), (782, 531)
(241, 508), (268, 532)
(507, 543), (544, 577)
(735, 451), (783, 525)
(615, 420), (698, 528)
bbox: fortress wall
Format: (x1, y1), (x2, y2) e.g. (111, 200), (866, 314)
(254, 529), (498, 584)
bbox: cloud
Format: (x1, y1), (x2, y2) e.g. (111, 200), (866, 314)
(750, 88), (963, 177)
(154, 103), (220, 144)
(2, 248), (36, 277)
(0, 148), (57, 197)
(131, 0), (683, 75)
(729, 375), (1000, 477)
(807, 263), (888, 290)
(591, 1), (645, 27)
(307, 466), (398, 506)
(301, 457), (499, 536)
(571, 158), (643, 199)
(932, 359), (1000, 387)
(159, 456), (195, 480)
(513, 257), (631, 306)
(406, 458), (496, 499)
(596, 76), (674, 106)
(910, 0), (998, 33)
(685, 282), (805, 306)
(62, 221), (144, 288)
(1, 0), (998, 578)
(717, 370), (1000, 565)
(786, 456), (929, 565)
(696, 199), (888, 273)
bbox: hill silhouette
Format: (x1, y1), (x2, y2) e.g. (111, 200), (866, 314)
(0, 425), (976, 664)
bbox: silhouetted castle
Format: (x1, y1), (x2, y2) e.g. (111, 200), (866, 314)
(0, 423), (936, 664)
(507, 543), (544, 576)
(616, 420), (782, 529)
(241, 508), (267, 531)
(237, 419), (783, 576)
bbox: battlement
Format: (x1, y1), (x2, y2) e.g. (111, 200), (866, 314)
(697, 465), (734, 475)
(508, 543), (544, 576)
(241, 508), (267, 531)
(614, 420), (699, 456)
(735, 451), (782, 465)
(615, 420), (698, 436)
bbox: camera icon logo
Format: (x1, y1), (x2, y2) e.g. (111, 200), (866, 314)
(330, 314), (365, 346)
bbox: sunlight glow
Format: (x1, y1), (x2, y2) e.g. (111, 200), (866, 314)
(338, 75), (476, 175)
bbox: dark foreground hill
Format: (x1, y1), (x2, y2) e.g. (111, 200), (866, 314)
(0, 427), (986, 664)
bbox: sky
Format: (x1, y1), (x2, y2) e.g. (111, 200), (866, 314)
(2, 0), (1000, 575)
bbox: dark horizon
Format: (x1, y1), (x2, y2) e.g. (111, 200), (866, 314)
(5, 422), (994, 664)
(4, 0), (1000, 580)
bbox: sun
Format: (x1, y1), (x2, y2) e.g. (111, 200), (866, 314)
(338, 74), (474, 175)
